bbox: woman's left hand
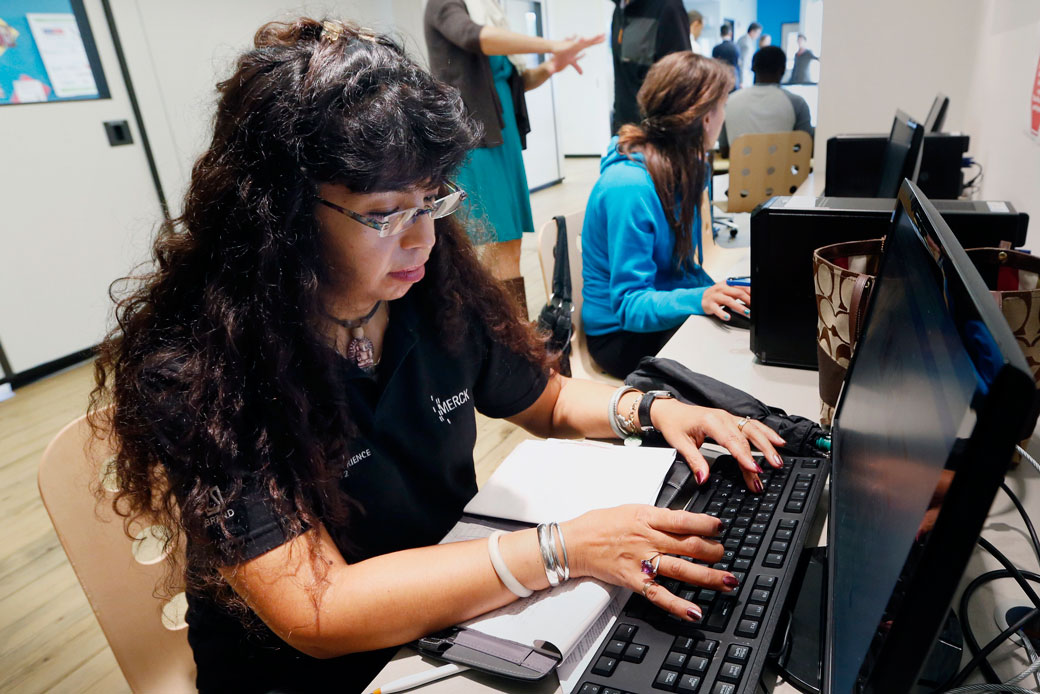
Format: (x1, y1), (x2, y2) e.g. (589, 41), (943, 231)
(547, 34), (606, 75)
(649, 398), (786, 492)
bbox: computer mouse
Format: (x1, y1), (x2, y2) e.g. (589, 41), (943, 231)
(714, 309), (751, 330)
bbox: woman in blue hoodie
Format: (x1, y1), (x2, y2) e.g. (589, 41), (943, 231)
(582, 52), (747, 379)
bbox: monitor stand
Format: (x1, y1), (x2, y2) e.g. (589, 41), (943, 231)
(770, 547), (964, 693)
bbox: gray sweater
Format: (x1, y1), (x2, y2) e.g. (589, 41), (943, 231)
(424, 0), (529, 148)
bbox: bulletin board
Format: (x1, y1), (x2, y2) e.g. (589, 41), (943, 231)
(0, 0), (109, 105)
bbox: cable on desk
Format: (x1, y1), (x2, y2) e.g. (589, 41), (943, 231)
(1004, 652), (1039, 687)
(1000, 481), (1040, 569)
(954, 569), (1040, 686)
(947, 684), (1039, 694)
(1016, 446), (1040, 477)
(940, 605), (1039, 690)
(977, 539), (1040, 612)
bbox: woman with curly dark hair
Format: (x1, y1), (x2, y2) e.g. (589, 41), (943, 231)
(89, 18), (784, 693)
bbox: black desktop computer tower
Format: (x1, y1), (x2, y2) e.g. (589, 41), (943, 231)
(750, 196), (1029, 369)
(825, 133), (969, 199)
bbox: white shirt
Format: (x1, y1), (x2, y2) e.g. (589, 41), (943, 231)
(690, 36), (704, 55)
(736, 34), (756, 87)
(720, 84), (814, 151)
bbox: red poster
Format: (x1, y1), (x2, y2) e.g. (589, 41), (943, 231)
(1032, 54), (1040, 136)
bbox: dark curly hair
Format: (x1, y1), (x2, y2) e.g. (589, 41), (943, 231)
(89, 18), (549, 607)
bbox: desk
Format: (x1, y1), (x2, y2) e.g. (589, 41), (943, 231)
(368, 319), (1040, 692)
(793, 171), (824, 197)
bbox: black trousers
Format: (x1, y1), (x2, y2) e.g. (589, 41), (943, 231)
(586, 327), (679, 380)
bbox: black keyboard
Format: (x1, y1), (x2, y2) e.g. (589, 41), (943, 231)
(575, 454), (829, 694)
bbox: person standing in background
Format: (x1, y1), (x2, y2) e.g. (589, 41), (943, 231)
(610, 0), (690, 134)
(735, 22), (761, 89)
(718, 46), (814, 158)
(688, 10), (704, 55)
(758, 33), (771, 49)
(788, 34), (818, 84)
(425, 0), (602, 316)
(712, 24), (740, 88)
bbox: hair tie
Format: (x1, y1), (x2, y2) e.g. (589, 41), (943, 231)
(321, 21), (343, 42)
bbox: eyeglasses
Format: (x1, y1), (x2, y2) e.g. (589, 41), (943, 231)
(316, 182), (467, 238)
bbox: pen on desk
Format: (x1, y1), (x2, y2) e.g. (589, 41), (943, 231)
(726, 275), (751, 287)
(371, 663), (469, 694)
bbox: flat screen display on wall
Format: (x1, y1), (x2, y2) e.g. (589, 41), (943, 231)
(0, 0), (109, 105)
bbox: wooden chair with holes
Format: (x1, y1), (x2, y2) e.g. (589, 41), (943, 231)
(726, 131), (812, 213)
(39, 413), (197, 693)
(536, 211), (621, 384)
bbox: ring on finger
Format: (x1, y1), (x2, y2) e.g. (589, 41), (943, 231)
(736, 416), (751, 432)
(641, 579), (658, 599)
(640, 552), (664, 578)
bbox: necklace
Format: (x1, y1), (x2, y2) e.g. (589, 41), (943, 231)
(327, 301), (383, 371)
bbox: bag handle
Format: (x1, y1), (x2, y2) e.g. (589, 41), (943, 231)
(550, 215), (572, 305)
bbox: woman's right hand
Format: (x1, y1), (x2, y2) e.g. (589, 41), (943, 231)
(547, 34), (605, 75)
(701, 282), (751, 322)
(563, 505), (738, 622)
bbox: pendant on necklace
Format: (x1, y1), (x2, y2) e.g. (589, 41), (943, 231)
(346, 326), (376, 370)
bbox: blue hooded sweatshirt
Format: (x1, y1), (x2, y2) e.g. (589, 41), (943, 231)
(581, 137), (714, 336)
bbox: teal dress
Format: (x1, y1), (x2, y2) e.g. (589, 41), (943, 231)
(455, 55), (535, 244)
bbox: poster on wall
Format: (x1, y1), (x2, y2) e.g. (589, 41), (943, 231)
(1031, 53), (1039, 139)
(0, 0), (108, 105)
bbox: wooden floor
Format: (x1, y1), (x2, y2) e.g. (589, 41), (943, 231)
(0, 157), (601, 693)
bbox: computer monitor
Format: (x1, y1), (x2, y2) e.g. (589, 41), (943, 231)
(924, 93), (949, 133)
(876, 110), (925, 198)
(824, 181), (1037, 693)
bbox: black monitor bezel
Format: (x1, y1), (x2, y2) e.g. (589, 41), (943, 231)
(876, 110), (925, 198)
(924, 93), (950, 133)
(823, 180), (1036, 693)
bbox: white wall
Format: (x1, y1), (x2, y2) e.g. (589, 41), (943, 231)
(816, 0), (1040, 246)
(961, 1), (1040, 250)
(720, 0), (758, 43)
(109, 1), (404, 217)
(549, 0), (614, 156)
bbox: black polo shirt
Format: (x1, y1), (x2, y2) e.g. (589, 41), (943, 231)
(185, 292), (548, 694)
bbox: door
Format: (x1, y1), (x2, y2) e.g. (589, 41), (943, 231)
(0, 0), (162, 380)
(504, 0), (564, 190)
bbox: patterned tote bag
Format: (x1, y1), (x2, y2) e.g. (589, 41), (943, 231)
(965, 245), (1040, 384)
(813, 240), (1040, 429)
(813, 239), (884, 428)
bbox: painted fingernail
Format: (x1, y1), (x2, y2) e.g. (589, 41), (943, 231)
(773, 454), (784, 467)
(744, 308), (751, 316)
(695, 469), (707, 485)
(687, 606), (703, 621)
(723, 575), (740, 588)
(721, 311), (730, 321)
(752, 477), (764, 494)
(755, 461), (765, 473)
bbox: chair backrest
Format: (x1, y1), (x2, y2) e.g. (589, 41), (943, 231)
(39, 413), (196, 693)
(536, 211), (620, 383)
(727, 131), (812, 212)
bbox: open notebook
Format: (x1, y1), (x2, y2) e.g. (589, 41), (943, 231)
(440, 439), (677, 692)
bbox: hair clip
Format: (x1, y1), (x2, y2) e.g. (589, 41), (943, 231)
(321, 20), (343, 42)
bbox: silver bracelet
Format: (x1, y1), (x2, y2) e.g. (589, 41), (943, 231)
(608, 386), (638, 439)
(536, 523), (561, 587)
(487, 531), (534, 598)
(550, 522), (570, 581)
